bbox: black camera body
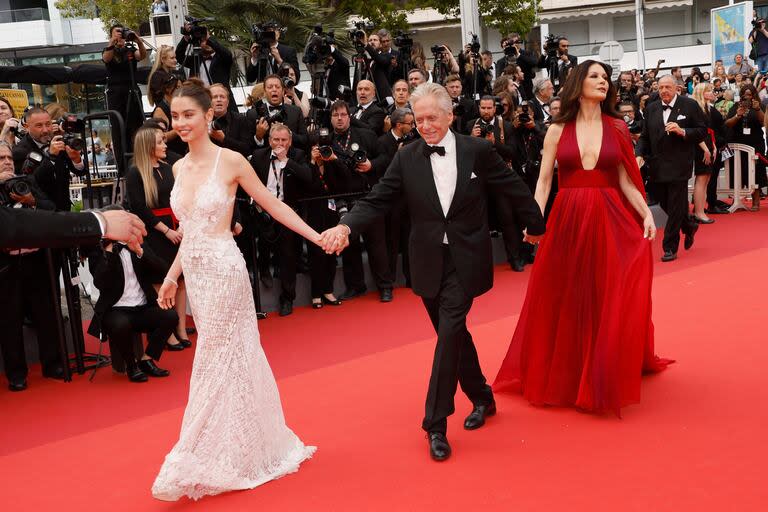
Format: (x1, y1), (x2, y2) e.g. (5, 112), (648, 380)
(252, 21), (279, 48)
(0, 175), (34, 206)
(752, 17), (765, 28)
(544, 34), (563, 58)
(469, 33), (481, 55)
(394, 30), (416, 53)
(317, 128), (334, 158)
(624, 116), (642, 135)
(400, 128), (420, 144)
(477, 119), (493, 138)
(119, 27), (138, 42)
(431, 44), (445, 56)
(452, 101), (466, 117)
(303, 25), (336, 66)
(254, 101), (287, 124)
(349, 21), (374, 48)
(57, 114), (85, 152)
(517, 101), (532, 125)
(182, 16), (213, 46)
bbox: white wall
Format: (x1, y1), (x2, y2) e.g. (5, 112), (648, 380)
(549, 20), (590, 44)
(0, 20), (54, 49)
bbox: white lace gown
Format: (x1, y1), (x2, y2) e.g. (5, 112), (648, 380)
(152, 148), (315, 501)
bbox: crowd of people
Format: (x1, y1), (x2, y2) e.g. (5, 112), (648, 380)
(1, 21), (766, 392)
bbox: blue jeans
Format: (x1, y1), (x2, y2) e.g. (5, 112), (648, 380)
(757, 53), (768, 74)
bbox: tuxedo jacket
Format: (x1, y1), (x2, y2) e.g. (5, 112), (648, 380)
(636, 95), (707, 183)
(245, 43), (300, 83)
(249, 147), (312, 208)
(87, 244), (166, 340)
(351, 103), (386, 136)
(0, 208), (101, 249)
(366, 45), (395, 99)
(466, 117), (517, 163)
(212, 111), (254, 157)
(13, 134), (87, 211)
(247, 102), (308, 151)
(176, 37), (232, 86)
(341, 133), (545, 299)
(451, 97), (478, 135)
(325, 48), (351, 100)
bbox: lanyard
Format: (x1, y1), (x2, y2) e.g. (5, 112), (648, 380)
(271, 157), (283, 199)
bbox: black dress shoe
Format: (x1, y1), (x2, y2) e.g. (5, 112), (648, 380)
(126, 365), (148, 383)
(661, 250), (677, 262)
(464, 402), (497, 430)
(8, 378), (27, 392)
(165, 341), (184, 351)
(340, 287), (367, 301)
(380, 289), (393, 302)
(321, 294), (342, 306)
(138, 359), (170, 377)
(684, 222), (698, 250)
(692, 216), (715, 224)
(428, 432), (451, 461)
(42, 365), (65, 380)
(510, 258), (525, 272)
(279, 300), (293, 317)
(175, 330), (192, 348)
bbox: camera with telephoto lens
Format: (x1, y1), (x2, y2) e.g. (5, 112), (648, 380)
(57, 114), (85, 151)
(431, 44), (446, 57)
(504, 40), (519, 57)
(182, 16), (213, 45)
(517, 101), (532, 124)
(8, 123), (26, 138)
(452, 101), (466, 117)
(477, 120), (493, 137)
(254, 101), (287, 124)
(394, 30), (415, 53)
(0, 175), (35, 207)
(118, 27), (138, 42)
(468, 33), (481, 55)
(278, 66), (295, 89)
(252, 21), (280, 48)
(303, 25), (336, 66)
(317, 128), (334, 159)
(311, 96), (333, 111)
(752, 17), (765, 28)
(349, 21), (373, 47)
(544, 34), (562, 58)
(211, 118), (224, 132)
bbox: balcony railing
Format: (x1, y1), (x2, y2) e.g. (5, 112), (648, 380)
(139, 13), (172, 37)
(0, 8), (50, 24)
(568, 31), (711, 57)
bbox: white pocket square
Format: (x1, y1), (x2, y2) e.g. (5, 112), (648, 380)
(470, 172), (478, 179)
(677, 115), (686, 120)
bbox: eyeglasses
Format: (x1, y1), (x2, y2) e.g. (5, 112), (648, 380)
(331, 112), (349, 118)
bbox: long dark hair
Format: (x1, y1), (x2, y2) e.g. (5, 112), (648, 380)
(556, 60), (620, 124)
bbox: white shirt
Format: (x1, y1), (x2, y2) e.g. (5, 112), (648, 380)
(662, 94), (678, 124)
(113, 245), (148, 308)
(428, 130), (458, 244)
(355, 100), (373, 119)
(535, 96), (550, 122)
(266, 152), (287, 201)
(198, 55), (214, 86)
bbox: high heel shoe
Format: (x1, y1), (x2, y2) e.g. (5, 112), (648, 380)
(322, 294), (342, 306)
(311, 298), (323, 309)
(175, 330), (192, 348)
(165, 341), (184, 351)
(692, 215), (715, 224)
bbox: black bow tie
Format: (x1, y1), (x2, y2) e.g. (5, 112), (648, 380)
(662, 104), (672, 111)
(423, 145), (446, 158)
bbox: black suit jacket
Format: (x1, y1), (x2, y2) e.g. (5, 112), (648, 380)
(13, 135), (87, 211)
(466, 117), (517, 163)
(245, 42), (301, 83)
(341, 133), (545, 299)
(636, 95), (707, 182)
(0, 208), (102, 249)
(249, 147), (312, 207)
(324, 127), (379, 194)
(247, 102), (308, 151)
(177, 37), (233, 86)
(366, 45), (394, 100)
(212, 111), (254, 156)
(87, 244), (165, 340)
(325, 49), (351, 99)
(351, 103), (386, 136)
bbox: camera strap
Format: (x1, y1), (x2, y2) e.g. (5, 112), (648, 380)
(270, 155), (283, 199)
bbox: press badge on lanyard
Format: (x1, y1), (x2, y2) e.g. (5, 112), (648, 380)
(328, 199), (336, 211)
(744, 127), (752, 135)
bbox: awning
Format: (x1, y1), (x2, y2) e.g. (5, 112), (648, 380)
(540, 0), (693, 21)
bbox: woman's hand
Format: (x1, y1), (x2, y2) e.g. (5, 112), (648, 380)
(165, 228), (183, 245)
(702, 147), (712, 165)
(753, 99), (761, 111)
(643, 214), (657, 240)
(157, 278), (178, 310)
(522, 228), (543, 244)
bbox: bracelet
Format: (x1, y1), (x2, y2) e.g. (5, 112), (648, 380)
(163, 277), (178, 286)
(164, 226), (170, 234)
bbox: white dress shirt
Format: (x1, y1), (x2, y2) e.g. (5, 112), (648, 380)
(662, 94), (678, 124)
(266, 152), (287, 201)
(113, 245), (148, 308)
(428, 130), (458, 244)
(355, 100), (373, 119)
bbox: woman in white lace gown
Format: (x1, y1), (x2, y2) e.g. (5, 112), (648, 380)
(151, 80), (317, 501)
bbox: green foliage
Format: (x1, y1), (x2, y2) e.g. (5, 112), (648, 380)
(55, 0), (152, 34)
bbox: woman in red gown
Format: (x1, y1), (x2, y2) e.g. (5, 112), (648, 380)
(494, 61), (673, 415)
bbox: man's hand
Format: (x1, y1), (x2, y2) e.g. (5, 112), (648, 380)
(10, 192), (35, 207)
(210, 129), (225, 142)
(471, 124), (482, 137)
(273, 145), (289, 162)
(356, 159), (372, 173)
(320, 225), (350, 254)
(664, 122), (685, 137)
(232, 222), (243, 236)
(636, 156), (645, 168)
(522, 228), (543, 244)
(486, 132), (496, 145)
(559, 53), (570, 63)
(101, 210), (147, 255)
(270, 45), (283, 64)
(65, 146), (82, 162)
(255, 118), (270, 140)
(49, 135), (66, 156)
(250, 42), (259, 59)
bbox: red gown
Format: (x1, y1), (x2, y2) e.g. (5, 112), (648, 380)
(494, 115), (673, 415)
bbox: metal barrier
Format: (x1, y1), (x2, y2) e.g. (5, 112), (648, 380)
(722, 143), (758, 212)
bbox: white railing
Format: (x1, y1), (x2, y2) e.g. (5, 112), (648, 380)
(722, 144), (758, 213)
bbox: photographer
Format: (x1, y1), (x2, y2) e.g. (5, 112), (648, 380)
(102, 24), (147, 146)
(496, 34), (538, 99)
(538, 37), (577, 92)
(618, 101), (643, 143)
(363, 32), (395, 104)
(468, 96), (517, 163)
(176, 21), (236, 110)
(209, 83), (254, 157)
(727, 54), (754, 81)
(318, 44), (351, 101)
(248, 74), (308, 152)
(617, 71), (637, 104)
(280, 63), (310, 118)
(407, 68), (428, 91)
(12, 107), (87, 212)
(383, 79), (411, 132)
(249, 124), (313, 316)
(430, 44), (460, 86)
(315, 100), (393, 302)
(0, 96), (21, 146)
(0, 141), (64, 391)
(724, 84), (766, 209)
(351, 79), (386, 136)
(749, 18), (768, 74)
(444, 74), (477, 134)
(459, 39), (492, 99)
(246, 24), (300, 83)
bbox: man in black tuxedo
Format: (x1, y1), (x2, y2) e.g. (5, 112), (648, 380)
(495, 34), (539, 99)
(351, 80), (386, 135)
(209, 84), (254, 157)
(176, 28), (236, 110)
(13, 107), (88, 211)
(530, 78), (555, 126)
(364, 34), (395, 103)
(248, 75), (308, 152)
(444, 74), (476, 135)
(87, 240), (176, 383)
(249, 124), (313, 316)
(320, 46), (351, 100)
(537, 37), (577, 92)
(318, 100), (393, 302)
(636, 75), (707, 262)
(321, 84), (545, 461)
(245, 32), (300, 83)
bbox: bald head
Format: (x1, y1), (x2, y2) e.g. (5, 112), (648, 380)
(356, 80), (376, 105)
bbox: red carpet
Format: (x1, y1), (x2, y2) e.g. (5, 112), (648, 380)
(1, 206), (767, 511)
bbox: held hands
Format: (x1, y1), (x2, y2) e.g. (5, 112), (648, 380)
(642, 215), (657, 241)
(49, 135), (66, 156)
(157, 278), (178, 310)
(10, 191), (35, 207)
(522, 228), (543, 245)
(319, 225), (350, 255)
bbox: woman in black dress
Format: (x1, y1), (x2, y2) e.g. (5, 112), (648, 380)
(149, 71), (188, 158)
(125, 125), (189, 349)
(691, 83), (725, 222)
(725, 84), (765, 211)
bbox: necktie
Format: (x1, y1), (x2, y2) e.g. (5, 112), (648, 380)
(423, 145), (446, 158)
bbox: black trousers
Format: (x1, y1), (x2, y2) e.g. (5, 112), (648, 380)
(385, 200), (411, 285)
(657, 180), (697, 253)
(101, 304), (177, 365)
(0, 251), (62, 381)
(420, 247), (494, 434)
(342, 216), (393, 292)
(258, 225), (299, 303)
(306, 201), (339, 298)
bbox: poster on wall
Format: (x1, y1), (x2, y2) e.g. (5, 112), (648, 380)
(711, 2), (753, 67)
